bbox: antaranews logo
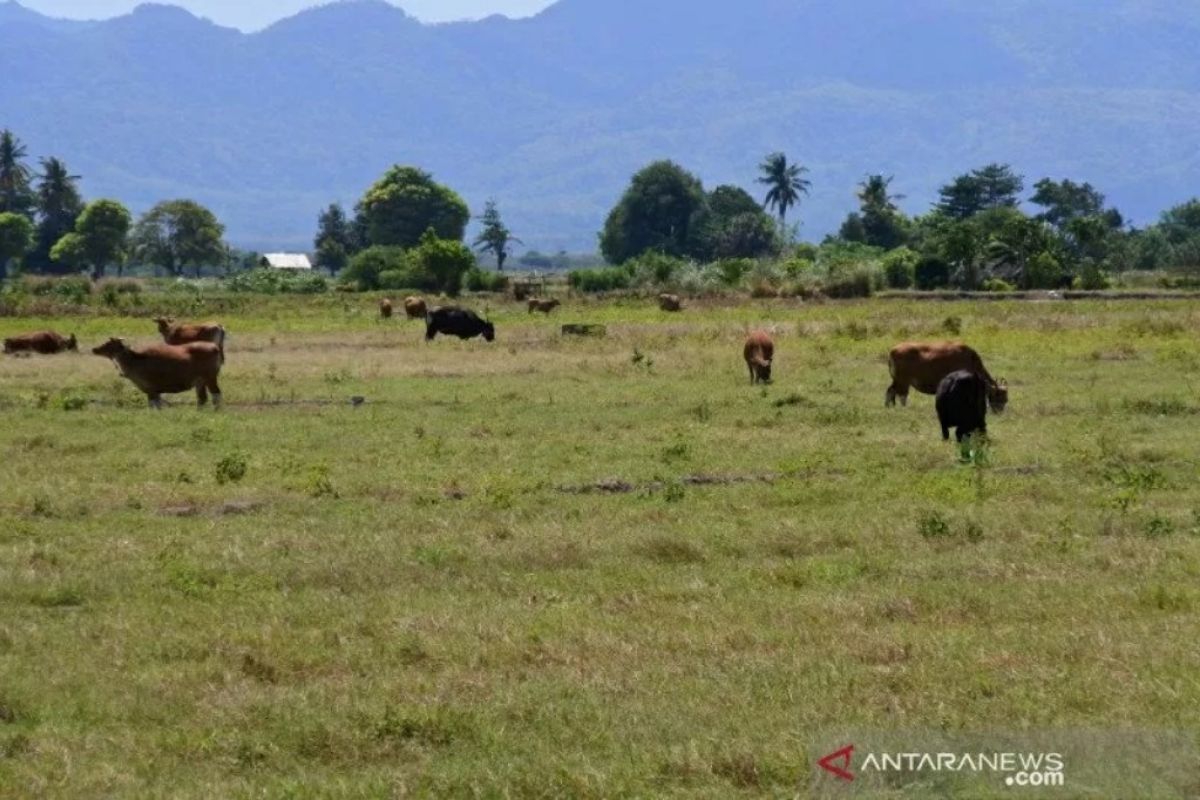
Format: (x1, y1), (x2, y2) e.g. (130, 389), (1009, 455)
(816, 743), (1066, 789)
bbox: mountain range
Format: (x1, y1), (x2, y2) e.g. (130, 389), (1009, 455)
(2, 0), (1199, 253)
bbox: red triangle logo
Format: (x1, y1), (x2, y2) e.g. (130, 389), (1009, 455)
(818, 744), (856, 782)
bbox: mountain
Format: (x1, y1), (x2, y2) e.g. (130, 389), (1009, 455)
(2, 0), (1199, 252)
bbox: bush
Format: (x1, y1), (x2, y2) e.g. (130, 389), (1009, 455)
(881, 247), (918, 289)
(463, 268), (510, 293)
(982, 278), (1015, 292)
(712, 258), (755, 287)
(745, 260), (783, 298)
(1077, 260), (1111, 290)
(568, 266), (633, 293)
(914, 256), (952, 290)
(412, 228), (475, 296)
(22, 275), (93, 303)
(225, 269), (329, 294)
(628, 251), (689, 287)
(1025, 251), (1063, 290)
(343, 246), (413, 291)
(823, 264), (880, 299)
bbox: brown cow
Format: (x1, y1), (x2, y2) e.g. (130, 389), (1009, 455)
(886, 341), (1008, 412)
(743, 331), (775, 385)
(4, 331), (77, 355)
(154, 317), (226, 363)
(527, 298), (561, 314)
(379, 298), (394, 319)
(404, 296), (428, 320)
(93, 338), (223, 409)
(658, 293), (683, 312)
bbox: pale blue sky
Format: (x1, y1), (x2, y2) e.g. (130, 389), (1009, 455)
(18, 0), (556, 29)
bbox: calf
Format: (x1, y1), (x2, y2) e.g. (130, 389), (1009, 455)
(886, 341), (1007, 412)
(404, 296), (428, 320)
(4, 331), (77, 355)
(425, 306), (495, 342)
(93, 338), (223, 409)
(155, 317), (226, 363)
(935, 370), (988, 443)
(380, 298), (394, 319)
(743, 331), (774, 385)
(658, 293), (683, 312)
(527, 298), (561, 314)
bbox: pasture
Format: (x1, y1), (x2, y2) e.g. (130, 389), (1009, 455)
(1, 296), (1199, 798)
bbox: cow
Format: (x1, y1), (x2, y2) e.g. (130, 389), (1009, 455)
(93, 338), (223, 409)
(743, 331), (774, 385)
(886, 341), (1007, 412)
(380, 298), (394, 319)
(527, 298), (561, 314)
(936, 370), (989, 443)
(3, 331), (77, 355)
(425, 306), (495, 342)
(404, 296), (428, 320)
(154, 317), (227, 363)
(658, 293), (683, 312)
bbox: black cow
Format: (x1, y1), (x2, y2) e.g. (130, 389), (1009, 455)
(425, 306), (495, 342)
(935, 370), (988, 442)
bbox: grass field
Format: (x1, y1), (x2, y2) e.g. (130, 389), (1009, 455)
(1, 296), (1199, 798)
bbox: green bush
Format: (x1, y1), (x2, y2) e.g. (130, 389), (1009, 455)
(413, 229), (476, 296)
(225, 269), (328, 294)
(628, 251), (689, 287)
(1025, 251), (1063, 290)
(823, 264), (880, 299)
(711, 258), (755, 287)
(982, 278), (1015, 292)
(914, 256), (952, 290)
(463, 267), (510, 293)
(881, 247), (918, 289)
(568, 266), (633, 293)
(1077, 260), (1111, 290)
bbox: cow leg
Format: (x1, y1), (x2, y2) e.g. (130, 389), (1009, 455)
(748, 364), (756, 385)
(210, 378), (222, 410)
(196, 383), (209, 408)
(885, 384), (896, 406)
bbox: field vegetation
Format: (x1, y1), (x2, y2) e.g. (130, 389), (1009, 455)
(1, 292), (1199, 797)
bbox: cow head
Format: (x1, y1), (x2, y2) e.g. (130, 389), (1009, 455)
(92, 337), (129, 359)
(66, 334), (78, 352)
(752, 358), (772, 384)
(483, 321), (496, 342)
(987, 379), (1009, 413)
(154, 317), (172, 334)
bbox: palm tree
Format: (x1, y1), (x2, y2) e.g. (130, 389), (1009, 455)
(856, 174), (904, 212)
(0, 129), (34, 216)
(757, 152), (811, 226)
(34, 157), (84, 270)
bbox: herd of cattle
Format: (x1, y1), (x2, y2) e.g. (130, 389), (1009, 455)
(2, 298), (1007, 443)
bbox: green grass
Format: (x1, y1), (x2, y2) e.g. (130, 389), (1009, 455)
(1, 296), (1200, 797)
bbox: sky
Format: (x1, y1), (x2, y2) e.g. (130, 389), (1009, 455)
(18, 0), (557, 29)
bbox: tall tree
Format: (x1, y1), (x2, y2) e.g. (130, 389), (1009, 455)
(314, 203), (354, 273)
(52, 199), (131, 279)
(936, 163), (1024, 220)
(130, 200), (226, 278)
(472, 200), (522, 271)
(30, 157), (85, 273)
(0, 130), (34, 218)
(0, 212), (34, 281)
(600, 160), (706, 264)
(757, 152), (811, 226)
(357, 166), (470, 249)
(852, 174), (909, 249)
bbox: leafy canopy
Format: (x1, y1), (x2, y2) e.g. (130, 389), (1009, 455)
(357, 166), (469, 249)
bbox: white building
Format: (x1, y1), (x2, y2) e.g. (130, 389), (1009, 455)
(260, 253), (313, 270)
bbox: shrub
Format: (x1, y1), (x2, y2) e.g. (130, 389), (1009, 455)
(343, 246), (412, 291)
(568, 266), (632, 293)
(1025, 251), (1063, 290)
(225, 269), (328, 294)
(628, 251), (689, 287)
(215, 452), (248, 485)
(1077, 260), (1111, 290)
(712, 258), (755, 287)
(982, 278), (1015, 292)
(463, 268), (510, 293)
(881, 247), (918, 289)
(914, 256), (952, 290)
(412, 228), (475, 296)
(823, 264), (880, 299)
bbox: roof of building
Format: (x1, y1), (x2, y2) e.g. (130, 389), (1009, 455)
(261, 253), (313, 270)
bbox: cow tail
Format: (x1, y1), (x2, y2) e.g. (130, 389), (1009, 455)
(218, 327), (227, 364)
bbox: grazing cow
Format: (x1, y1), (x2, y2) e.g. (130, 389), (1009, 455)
(936, 370), (989, 442)
(658, 293), (683, 312)
(93, 338), (223, 409)
(425, 306), (495, 342)
(404, 296), (428, 320)
(380, 298), (394, 319)
(527, 298), (561, 314)
(154, 317), (226, 363)
(886, 341), (1007, 412)
(3, 331), (77, 355)
(743, 331), (774, 385)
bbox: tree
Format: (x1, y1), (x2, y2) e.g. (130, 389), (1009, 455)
(1030, 178), (1109, 229)
(314, 203), (354, 274)
(30, 157), (84, 273)
(415, 228), (476, 295)
(936, 163), (1024, 220)
(691, 185), (780, 260)
(472, 200), (522, 271)
(841, 175), (909, 250)
(757, 152), (811, 226)
(357, 166), (469, 249)
(1158, 199), (1200, 245)
(600, 160), (706, 264)
(0, 130), (34, 218)
(0, 212), (34, 280)
(131, 200), (226, 277)
(53, 199), (131, 279)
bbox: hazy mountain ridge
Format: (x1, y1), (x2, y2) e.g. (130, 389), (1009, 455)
(2, 0), (1198, 251)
